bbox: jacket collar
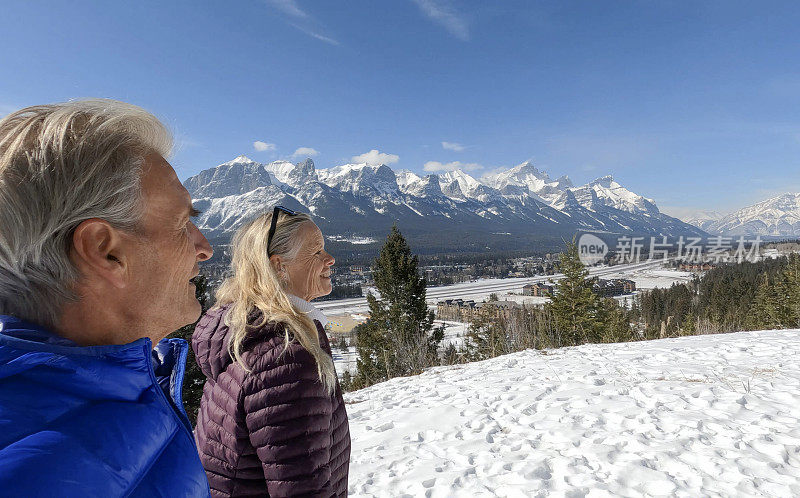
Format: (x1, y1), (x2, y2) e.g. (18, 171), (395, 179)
(0, 314), (76, 346)
(288, 295), (328, 328)
(0, 314), (153, 356)
(0, 314), (192, 429)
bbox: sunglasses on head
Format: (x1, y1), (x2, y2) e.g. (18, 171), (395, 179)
(267, 205), (297, 256)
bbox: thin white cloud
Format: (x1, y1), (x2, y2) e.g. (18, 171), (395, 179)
(292, 147), (319, 158)
(442, 141), (466, 152)
(352, 149), (400, 166)
(424, 160), (483, 172)
(266, 0), (308, 19)
(265, 1), (340, 45)
(253, 141), (277, 152)
(411, 0), (469, 41)
(480, 166), (510, 180)
(287, 23), (340, 45)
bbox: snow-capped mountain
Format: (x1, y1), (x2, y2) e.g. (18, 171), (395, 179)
(394, 170), (421, 190)
(185, 156), (706, 248)
(698, 193), (800, 236)
(569, 175), (658, 214)
(438, 170), (504, 204)
(183, 155), (274, 198)
(482, 161), (573, 204)
(681, 210), (726, 232)
(264, 157), (316, 187)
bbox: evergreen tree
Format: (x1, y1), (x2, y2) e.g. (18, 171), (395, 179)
(781, 254), (800, 327)
(546, 240), (602, 345)
(352, 225), (443, 389)
(598, 297), (633, 343)
(340, 370), (353, 391)
(441, 342), (461, 366)
(464, 306), (509, 361)
(748, 273), (782, 330)
(629, 254), (796, 336)
(169, 273), (212, 425)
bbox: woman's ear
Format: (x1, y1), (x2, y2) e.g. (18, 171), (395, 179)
(269, 254), (283, 274)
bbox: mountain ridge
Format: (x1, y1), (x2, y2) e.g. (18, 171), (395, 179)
(685, 193), (800, 236)
(185, 156), (707, 252)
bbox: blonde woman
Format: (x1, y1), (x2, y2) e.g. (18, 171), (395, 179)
(192, 206), (350, 497)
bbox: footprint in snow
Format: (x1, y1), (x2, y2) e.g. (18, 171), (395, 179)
(374, 421), (394, 432)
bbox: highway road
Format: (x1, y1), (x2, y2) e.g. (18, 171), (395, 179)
(316, 258), (667, 315)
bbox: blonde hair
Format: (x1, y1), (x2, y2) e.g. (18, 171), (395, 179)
(0, 99), (171, 329)
(214, 210), (336, 393)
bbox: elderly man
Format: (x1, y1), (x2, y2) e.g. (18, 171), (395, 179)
(0, 100), (213, 496)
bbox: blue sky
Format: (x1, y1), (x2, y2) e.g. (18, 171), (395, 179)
(1, 0), (799, 217)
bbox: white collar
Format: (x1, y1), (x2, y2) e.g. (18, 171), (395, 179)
(288, 294), (328, 328)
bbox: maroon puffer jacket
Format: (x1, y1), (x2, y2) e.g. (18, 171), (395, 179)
(192, 305), (350, 497)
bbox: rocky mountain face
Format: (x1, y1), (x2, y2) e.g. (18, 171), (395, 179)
(185, 156), (706, 252)
(689, 194), (800, 236)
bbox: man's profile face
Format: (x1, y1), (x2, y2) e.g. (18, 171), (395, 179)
(125, 154), (213, 340)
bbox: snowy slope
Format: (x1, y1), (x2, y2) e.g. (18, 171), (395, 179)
(483, 161), (573, 205)
(439, 170), (499, 203)
(395, 169), (422, 191)
(569, 175), (659, 214)
(263, 157), (317, 187)
(704, 193), (800, 236)
(682, 210), (726, 232)
(344, 330), (800, 497)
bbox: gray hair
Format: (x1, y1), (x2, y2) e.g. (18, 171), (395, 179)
(0, 99), (172, 329)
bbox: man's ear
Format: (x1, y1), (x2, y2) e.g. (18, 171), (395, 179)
(70, 218), (129, 289)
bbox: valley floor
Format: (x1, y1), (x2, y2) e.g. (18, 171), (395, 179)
(344, 329), (800, 497)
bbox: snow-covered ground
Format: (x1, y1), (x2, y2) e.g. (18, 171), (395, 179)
(326, 235), (378, 244)
(332, 345), (358, 376)
(604, 267), (694, 290)
(344, 330), (800, 497)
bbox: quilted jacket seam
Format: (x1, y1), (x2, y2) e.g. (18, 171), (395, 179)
(123, 426), (181, 498)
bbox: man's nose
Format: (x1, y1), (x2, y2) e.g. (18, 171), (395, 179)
(192, 223), (214, 261)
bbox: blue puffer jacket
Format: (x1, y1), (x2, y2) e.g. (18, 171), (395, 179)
(0, 315), (211, 497)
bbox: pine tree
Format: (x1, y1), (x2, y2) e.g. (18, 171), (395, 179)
(598, 297), (633, 343)
(352, 225), (443, 389)
(464, 306), (509, 361)
(781, 253), (800, 327)
(441, 342), (461, 366)
(169, 273), (212, 425)
(748, 273), (781, 330)
(546, 240), (602, 346)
